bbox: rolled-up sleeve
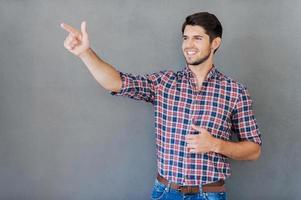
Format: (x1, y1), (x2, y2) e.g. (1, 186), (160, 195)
(231, 86), (262, 145)
(111, 71), (167, 104)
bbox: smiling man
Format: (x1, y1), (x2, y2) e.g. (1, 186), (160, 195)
(61, 12), (262, 200)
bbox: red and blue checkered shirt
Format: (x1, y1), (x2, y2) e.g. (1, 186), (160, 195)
(112, 66), (262, 186)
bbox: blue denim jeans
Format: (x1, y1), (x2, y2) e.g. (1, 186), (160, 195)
(150, 179), (227, 200)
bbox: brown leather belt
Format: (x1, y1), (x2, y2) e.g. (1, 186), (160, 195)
(157, 174), (226, 194)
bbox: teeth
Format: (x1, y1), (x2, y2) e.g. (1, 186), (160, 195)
(187, 51), (197, 55)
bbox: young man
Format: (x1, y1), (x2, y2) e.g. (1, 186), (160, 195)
(61, 12), (262, 200)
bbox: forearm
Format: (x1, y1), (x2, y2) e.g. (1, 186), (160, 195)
(213, 139), (261, 161)
(79, 48), (122, 92)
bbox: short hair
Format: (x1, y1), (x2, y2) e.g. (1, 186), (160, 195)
(182, 12), (223, 52)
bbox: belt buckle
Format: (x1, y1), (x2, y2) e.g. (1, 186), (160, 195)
(177, 186), (183, 193)
(178, 186), (194, 195)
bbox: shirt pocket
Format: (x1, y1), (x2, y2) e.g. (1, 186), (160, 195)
(197, 102), (232, 140)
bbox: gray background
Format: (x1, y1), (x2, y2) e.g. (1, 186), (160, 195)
(0, 0), (300, 199)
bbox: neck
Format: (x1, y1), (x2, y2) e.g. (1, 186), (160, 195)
(188, 55), (214, 83)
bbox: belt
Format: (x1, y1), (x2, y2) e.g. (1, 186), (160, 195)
(157, 174), (226, 194)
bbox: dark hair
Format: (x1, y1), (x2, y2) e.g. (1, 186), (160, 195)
(182, 12), (223, 52)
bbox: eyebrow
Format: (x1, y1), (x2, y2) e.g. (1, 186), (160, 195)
(182, 35), (203, 38)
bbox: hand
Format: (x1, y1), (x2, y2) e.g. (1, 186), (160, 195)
(185, 124), (219, 153)
(61, 21), (90, 57)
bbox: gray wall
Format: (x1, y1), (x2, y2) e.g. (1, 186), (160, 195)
(1, 0), (300, 199)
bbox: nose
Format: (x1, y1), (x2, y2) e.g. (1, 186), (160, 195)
(184, 38), (194, 48)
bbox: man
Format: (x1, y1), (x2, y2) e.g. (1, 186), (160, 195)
(61, 12), (261, 200)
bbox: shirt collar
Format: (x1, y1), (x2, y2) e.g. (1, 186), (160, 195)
(184, 65), (218, 81)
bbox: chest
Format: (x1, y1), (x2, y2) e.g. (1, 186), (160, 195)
(155, 79), (238, 137)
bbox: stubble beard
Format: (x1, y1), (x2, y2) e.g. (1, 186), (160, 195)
(186, 49), (211, 66)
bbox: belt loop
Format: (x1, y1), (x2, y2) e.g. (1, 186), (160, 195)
(166, 181), (171, 192)
(199, 184), (203, 194)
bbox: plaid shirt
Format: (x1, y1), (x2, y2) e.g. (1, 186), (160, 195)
(112, 66), (261, 186)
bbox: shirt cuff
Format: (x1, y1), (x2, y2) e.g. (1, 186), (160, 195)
(110, 71), (130, 96)
(240, 132), (262, 146)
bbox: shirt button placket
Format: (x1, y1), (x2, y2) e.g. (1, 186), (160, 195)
(185, 87), (198, 186)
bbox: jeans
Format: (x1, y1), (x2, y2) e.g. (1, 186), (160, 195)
(150, 179), (227, 200)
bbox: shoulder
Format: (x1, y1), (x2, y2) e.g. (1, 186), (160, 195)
(216, 69), (248, 93)
(147, 68), (183, 82)
(215, 69), (253, 106)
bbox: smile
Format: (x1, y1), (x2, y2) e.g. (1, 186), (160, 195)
(185, 50), (198, 56)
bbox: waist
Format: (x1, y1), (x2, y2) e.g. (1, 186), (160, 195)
(157, 173), (226, 194)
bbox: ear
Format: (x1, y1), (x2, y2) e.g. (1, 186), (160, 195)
(211, 37), (222, 51)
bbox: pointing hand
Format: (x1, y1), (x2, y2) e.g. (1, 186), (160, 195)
(61, 21), (90, 57)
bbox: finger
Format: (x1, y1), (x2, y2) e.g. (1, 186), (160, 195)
(64, 37), (76, 50)
(81, 21), (88, 40)
(185, 134), (197, 140)
(70, 41), (79, 49)
(187, 143), (197, 149)
(65, 43), (73, 51)
(191, 124), (206, 133)
(70, 37), (80, 47)
(69, 43), (76, 50)
(191, 124), (201, 131)
(186, 140), (195, 145)
(65, 31), (77, 41)
(188, 148), (196, 153)
(64, 38), (71, 49)
(61, 23), (80, 36)
(66, 33), (80, 46)
(65, 34), (75, 44)
(186, 138), (195, 143)
(69, 45), (75, 51)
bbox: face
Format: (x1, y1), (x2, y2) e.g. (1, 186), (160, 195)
(182, 25), (214, 66)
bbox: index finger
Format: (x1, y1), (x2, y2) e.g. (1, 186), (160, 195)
(60, 23), (80, 36)
(185, 134), (197, 140)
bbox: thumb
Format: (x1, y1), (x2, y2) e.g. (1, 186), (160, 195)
(191, 124), (205, 133)
(81, 21), (88, 39)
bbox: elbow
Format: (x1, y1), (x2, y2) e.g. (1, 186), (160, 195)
(249, 145), (261, 161)
(96, 78), (122, 93)
(107, 83), (122, 93)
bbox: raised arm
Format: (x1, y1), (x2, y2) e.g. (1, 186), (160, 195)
(61, 21), (122, 92)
